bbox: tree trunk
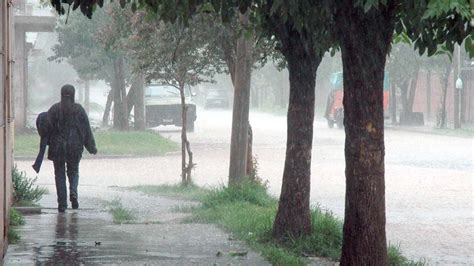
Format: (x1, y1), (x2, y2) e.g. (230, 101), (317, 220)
(134, 75), (146, 130)
(426, 70), (431, 121)
(390, 83), (397, 124)
(228, 11), (252, 186)
(437, 63), (452, 128)
(84, 80), (90, 115)
(407, 69), (419, 113)
(333, 2), (395, 264)
(246, 123), (254, 179)
(102, 90), (113, 127)
(112, 57), (129, 131)
(272, 29), (320, 240)
(179, 81), (193, 185)
(400, 80), (409, 117)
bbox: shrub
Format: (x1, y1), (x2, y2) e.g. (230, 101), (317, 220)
(9, 208), (25, 226)
(12, 165), (48, 205)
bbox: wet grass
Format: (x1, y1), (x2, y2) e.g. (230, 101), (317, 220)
(8, 228), (21, 244)
(185, 181), (341, 265)
(8, 208), (26, 244)
(135, 181), (423, 265)
(14, 130), (178, 157)
(10, 209), (26, 226)
(106, 198), (136, 224)
(130, 183), (208, 201)
(388, 244), (426, 266)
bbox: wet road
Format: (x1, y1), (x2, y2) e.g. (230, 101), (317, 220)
(17, 108), (473, 264)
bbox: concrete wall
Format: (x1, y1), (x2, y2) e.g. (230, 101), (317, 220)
(1, 0), (14, 261)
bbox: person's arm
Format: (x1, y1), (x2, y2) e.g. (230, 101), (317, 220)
(81, 107), (97, 154)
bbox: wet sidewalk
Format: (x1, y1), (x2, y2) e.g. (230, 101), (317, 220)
(4, 185), (268, 265)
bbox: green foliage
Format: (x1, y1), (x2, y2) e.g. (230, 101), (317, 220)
(106, 198), (136, 224)
(201, 181), (276, 208)
(8, 227), (21, 244)
(188, 182), (342, 264)
(10, 209), (26, 226)
(388, 244), (426, 266)
(12, 165), (48, 205)
(129, 13), (224, 87)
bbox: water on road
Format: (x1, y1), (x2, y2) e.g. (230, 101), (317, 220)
(16, 108), (474, 264)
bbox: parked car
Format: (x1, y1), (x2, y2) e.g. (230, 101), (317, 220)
(145, 84), (196, 132)
(205, 88), (230, 109)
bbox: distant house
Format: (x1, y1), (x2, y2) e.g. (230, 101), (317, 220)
(0, 1), (14, 261)
(412, 66), (474, 125)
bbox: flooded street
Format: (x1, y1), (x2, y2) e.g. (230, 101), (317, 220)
(16, 109), (473, 264)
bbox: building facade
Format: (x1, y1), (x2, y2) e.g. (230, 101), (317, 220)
(1, 0), (14, 261)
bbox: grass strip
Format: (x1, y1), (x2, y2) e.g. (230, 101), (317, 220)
(131, 182), (425, 265)
(14, 130), (178, 157)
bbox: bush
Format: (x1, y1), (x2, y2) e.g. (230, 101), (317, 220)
(10, 208), (25, 226)
(12, 165), (48, 205)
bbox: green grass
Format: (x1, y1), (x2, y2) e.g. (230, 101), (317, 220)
(388, 244), (426, 266)
(14, 130), (178, 157)
(8, 227), (21, 244)
(10, 209), (25, 226)
(130, 183), (209, 201)
(106, 198), (136, 224)
(139, 181), (423, 265)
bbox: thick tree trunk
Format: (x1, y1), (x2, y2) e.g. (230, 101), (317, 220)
(333, 2), (395, 264)
(228, 11), (252, 186)
(272, 31), (320, 239)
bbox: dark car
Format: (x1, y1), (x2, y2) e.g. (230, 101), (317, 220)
(145, 85), (197, 132)
(205, 89), (229, 109)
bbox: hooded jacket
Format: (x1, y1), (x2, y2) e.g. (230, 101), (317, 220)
(47, 85), (96, 162)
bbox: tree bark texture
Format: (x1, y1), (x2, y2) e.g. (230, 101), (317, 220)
(426, 70), (431, 120)
(134, 75), (146, 130)
(390, 83), (397, 124)
(112, 57), (129, 131)
(333, 2), (396, 264)
(437, 63), (452, 128)
(84, 80), (90, 115)
(272, 26), (320, 239)
(228, 11), (252, 186)
(102, 90), (113, 127)
(179, 82), (193, 185)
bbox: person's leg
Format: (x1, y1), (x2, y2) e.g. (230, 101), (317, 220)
(53, 161), (67, 212)
(66, 160), (80, 209)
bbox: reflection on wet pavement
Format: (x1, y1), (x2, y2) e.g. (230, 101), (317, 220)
(4, 190), (269, 265)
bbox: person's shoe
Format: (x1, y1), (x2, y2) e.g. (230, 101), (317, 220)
(71, 197), (79, 209)
(58, 206), (66, 213)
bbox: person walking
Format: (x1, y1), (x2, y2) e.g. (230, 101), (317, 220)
(47, 84), (97, 212)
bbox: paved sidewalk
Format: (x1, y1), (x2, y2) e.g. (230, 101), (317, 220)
(4, 185), (269, 265)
